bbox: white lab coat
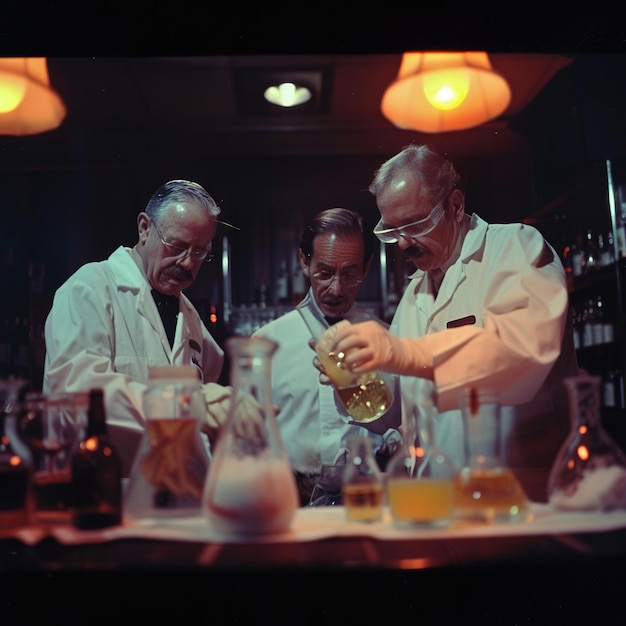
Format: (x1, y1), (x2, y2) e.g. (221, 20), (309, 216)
(253, 291), (401, 492)
(43, 246), (224, 475)
(392, 214), (578, 494)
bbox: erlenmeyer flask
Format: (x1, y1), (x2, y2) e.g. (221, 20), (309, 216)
(455, 387), (530, 522)
(386, 384), (456, 527)
(547, 374), (626, 511)
(203, 336), (299, 535)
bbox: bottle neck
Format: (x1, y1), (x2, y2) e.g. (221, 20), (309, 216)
(86, 390), (108, 437)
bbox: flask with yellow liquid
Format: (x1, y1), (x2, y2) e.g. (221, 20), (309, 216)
(386, 383), (456, 528)
(454, 387), (530, 523)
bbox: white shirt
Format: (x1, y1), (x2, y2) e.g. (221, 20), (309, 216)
(392, 213), (578, 473)
(43, 245), (224, 475)
(253, 290), (401, 477)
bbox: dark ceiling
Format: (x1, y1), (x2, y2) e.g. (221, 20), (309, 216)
(0, 53), (590, 170)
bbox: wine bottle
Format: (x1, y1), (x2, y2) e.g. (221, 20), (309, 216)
(71, 388), (122, 530)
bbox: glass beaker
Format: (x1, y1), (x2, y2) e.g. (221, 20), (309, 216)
(18, 391), (88, 519)
(386, 385), (456, 528)
(342, 436), (384, 522)
(296, 302), (393, 424)
(202, 336), (299, 535)
(124, 366), (209, 519)
(547, 374), (626, 511)
(0, 377), (31, 527)
(454, 387), (530, 523)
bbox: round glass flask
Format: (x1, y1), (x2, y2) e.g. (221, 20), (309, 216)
(454, 387), (530, 523)
(547, 374), (626, 511)
(203, 336), (299, 535)
(386, 385), (456, 528)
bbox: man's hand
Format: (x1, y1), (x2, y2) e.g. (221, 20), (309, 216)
(201, 382), (233, 447)
(319, 320), (434, 379)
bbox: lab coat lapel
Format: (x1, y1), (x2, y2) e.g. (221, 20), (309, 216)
(173, 297), (205, 375)
(109, 246), (172, 359)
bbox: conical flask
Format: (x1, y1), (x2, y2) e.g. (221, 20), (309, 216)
(386, 383), (456, 527)
(455, 387), (530, 522)
(202, 336), (299, 535)
(547, 374), (626, 511)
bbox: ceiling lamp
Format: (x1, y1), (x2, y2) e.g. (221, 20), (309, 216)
(264, 82), (312, 108)
(381, 52), (511, 133)
(0, 58), (66, 136)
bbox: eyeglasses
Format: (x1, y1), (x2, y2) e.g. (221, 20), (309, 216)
(373, 200), (445, 243)
(311, 270), (363, 288)
(152, 221), (214, 263)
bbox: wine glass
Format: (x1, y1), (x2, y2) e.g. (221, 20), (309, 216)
(18, 392), (87, 518)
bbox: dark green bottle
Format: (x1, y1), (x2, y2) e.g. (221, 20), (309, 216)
(72, 388), (122, 530)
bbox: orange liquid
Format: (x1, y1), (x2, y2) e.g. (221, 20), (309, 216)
(141, 418), (205, 497)
(387, 477), (455, 526)
(343, 483), (383, 522)
(454, 467), (529, 521)
(145, 417), (198, 445)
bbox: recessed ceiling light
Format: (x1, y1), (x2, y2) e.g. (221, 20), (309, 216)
(264, 82), (312, 107)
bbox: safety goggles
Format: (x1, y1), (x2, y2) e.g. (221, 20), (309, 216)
(373, 200), (445, 243)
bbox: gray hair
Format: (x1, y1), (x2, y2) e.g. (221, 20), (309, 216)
(368, 144), (463, 205)
(145, 179), (221, 224)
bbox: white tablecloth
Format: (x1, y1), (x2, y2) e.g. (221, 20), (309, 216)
(5, 503), (626, 547)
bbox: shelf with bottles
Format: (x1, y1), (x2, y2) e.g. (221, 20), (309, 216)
(564, 227), (618, 294)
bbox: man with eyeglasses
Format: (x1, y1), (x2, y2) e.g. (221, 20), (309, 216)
(43, 179), (237, 475)
(253, 208), (401, 506)
(319, 144), (578, 502)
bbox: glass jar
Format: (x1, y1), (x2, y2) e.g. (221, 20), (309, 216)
(125, 366), (209, 519)
(202, 336), (299, 535)
(386, 385), (456, 527)
(548, 374), (626, 511)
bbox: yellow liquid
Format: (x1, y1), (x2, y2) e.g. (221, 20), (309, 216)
(316, 347), (392, 422)
(454, 467), (529, 521)
(343, 483), (383, 522)
(338, 377), (393, 423)
(316, 347), (355, 388)
(387, 477), (455, 526)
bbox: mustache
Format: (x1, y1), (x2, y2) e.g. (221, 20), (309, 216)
(164, 267), (193, 281)
(402, 244), (429, 260)
(322, 297), (344, 306)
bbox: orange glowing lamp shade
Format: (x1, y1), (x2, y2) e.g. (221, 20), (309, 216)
(0, 58), (66, 136)
(0, 68), (27, 113)
(381, 52), (511, 133)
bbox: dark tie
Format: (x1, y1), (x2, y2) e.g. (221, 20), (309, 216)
(152, 290), (179, 347)
(430, 269), (445, 296)
(324, 316), (344, 326)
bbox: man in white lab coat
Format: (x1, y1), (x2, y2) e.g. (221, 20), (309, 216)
(320, 145), (579, 502)
(43, 180), (234, 475)
(254, 208), (401, 505)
